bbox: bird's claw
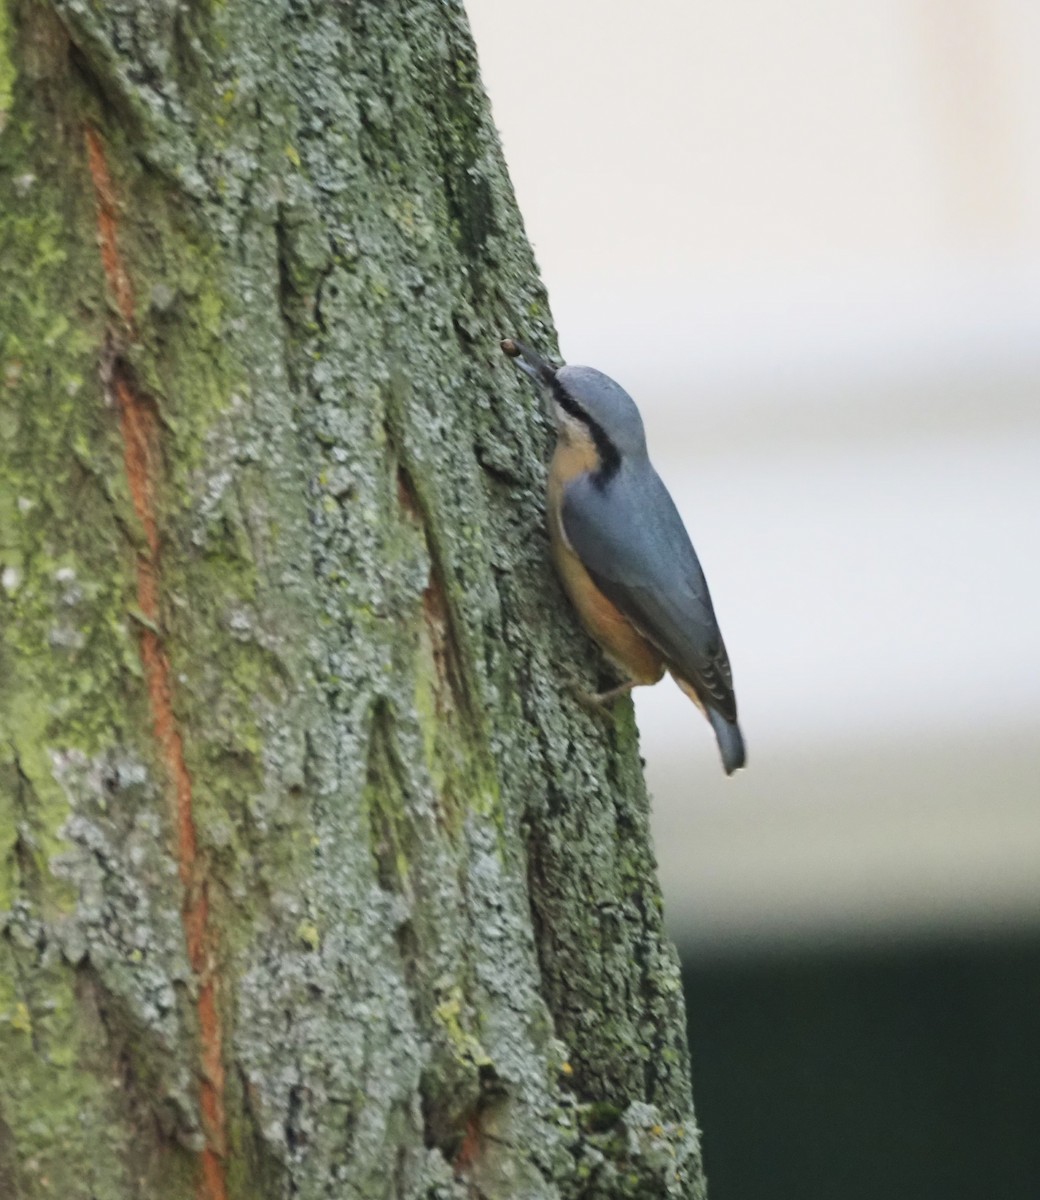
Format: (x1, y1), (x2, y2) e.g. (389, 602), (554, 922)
(563, 675), (634, 719)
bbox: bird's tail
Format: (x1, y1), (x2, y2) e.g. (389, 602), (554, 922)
(708, 708), (746, 776)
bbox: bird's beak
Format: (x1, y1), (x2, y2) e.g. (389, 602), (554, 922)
(501, 338), (557, 387)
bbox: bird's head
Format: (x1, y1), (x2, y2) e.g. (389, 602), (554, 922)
(501, 338), (647, 476)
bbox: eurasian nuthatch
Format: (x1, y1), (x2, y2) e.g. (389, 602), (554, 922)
(502, 338), (745, 775)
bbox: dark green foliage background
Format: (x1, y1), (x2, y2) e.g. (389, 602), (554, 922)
(683, 932), (1040, 1200)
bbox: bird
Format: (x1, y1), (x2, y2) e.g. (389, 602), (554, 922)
(502, 337), (745, 775)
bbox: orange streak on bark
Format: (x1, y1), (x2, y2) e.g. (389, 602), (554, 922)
(86, 127), (228, 1200)
(453, 1112), (482, 1175)
(84, 127), (136, 332)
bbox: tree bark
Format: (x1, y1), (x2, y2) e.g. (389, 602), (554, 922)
(0, 2), (705, 1197)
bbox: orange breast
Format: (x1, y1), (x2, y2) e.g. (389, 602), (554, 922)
(547, 445), (665, 686)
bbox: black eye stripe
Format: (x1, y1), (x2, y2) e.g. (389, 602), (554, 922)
(550, 380), (621, 486)
(549, 378), (586, 423)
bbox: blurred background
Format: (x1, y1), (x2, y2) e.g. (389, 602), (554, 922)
(467, 2), (1040, 1196)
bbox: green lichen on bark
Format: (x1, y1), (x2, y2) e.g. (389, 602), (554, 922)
(0, 4), (14, 121)
(0, 1), (706, 1197)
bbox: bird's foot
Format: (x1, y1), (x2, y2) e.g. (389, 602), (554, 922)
(564, 676), (636, 717)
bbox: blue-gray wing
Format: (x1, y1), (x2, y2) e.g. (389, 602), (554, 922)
(561, 464), (738, 722)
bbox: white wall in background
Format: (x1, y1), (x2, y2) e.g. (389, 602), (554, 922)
(467, 0), (1040, 943)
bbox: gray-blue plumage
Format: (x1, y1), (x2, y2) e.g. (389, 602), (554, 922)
(556, 366), (745, 773)
(556, 366), (649, 457)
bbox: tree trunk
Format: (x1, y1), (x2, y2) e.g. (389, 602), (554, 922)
(0, 2), (705, 1197)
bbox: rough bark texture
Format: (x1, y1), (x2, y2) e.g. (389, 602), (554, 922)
(0, 2), (705, 1197)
